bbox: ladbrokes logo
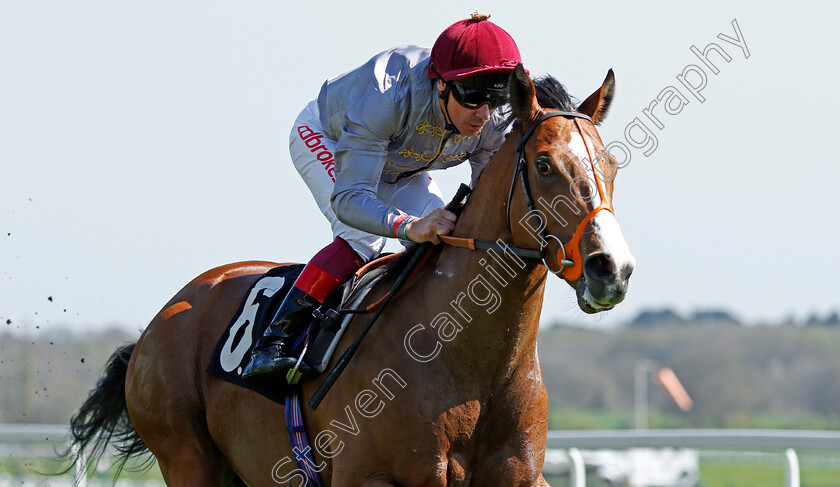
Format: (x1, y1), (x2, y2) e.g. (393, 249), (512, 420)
(297, 125), (335, 182)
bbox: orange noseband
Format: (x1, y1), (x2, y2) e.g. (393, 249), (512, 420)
(554, 118), (613, 281)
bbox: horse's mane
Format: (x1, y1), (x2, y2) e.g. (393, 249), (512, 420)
(378, 75), (576, 279)
(535, 75), (577, 112)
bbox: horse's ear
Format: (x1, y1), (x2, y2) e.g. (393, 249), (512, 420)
(508, 64), (539, 122)
(577, 69), (615, 125)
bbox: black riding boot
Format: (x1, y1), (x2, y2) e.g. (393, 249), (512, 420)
(241, 287), (319, 383)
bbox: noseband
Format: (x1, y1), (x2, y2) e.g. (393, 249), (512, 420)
(440, 110), (613, 282)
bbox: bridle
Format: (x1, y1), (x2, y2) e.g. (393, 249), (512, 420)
(440, 110), (614, 282)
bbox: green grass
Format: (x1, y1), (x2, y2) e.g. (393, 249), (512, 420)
(700, 454), (840, 487)
(545, 457), (840, 487)
(0, 455), (165, 483)
(546, 459), (840, 487)
(700, 461), (786, 487)
(800, 468), (840, 487)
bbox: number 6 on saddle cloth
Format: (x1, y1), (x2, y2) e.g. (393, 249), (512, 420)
(205, 261), (389, 404)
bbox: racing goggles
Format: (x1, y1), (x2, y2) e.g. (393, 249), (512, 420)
(449, 82), (508, 110)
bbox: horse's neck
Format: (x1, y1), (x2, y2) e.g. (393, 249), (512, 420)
(455, 132), (519, 243)
(411, 134), (547, 378)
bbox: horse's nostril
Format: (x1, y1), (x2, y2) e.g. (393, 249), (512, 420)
(584, 253), (616, 283)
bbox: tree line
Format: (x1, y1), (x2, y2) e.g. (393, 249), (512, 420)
(539, 320), (840, 429)
(2, 315), (839, 428)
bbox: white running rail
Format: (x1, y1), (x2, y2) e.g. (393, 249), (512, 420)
(4, 425), (840, 486)
(546, 429), (840, 487)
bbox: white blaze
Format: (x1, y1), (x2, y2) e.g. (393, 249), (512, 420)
(591, 211), (635, 275)
(567, 132), (602, 208)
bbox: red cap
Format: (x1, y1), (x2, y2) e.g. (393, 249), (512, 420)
(428, 13), (524, 81)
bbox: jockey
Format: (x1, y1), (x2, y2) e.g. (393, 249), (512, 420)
(243, 13), (524, 382)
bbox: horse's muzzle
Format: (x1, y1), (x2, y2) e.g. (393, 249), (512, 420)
(576, 251), (635, 314)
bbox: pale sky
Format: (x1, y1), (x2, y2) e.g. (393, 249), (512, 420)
(2, 0), (838, 334)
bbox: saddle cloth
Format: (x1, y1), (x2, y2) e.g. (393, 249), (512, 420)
(205, 261), (389, 404)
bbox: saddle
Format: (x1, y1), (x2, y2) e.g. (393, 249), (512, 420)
(205, 254), (396, 404)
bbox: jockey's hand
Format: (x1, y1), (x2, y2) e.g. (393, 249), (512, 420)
(405, 208), (457, 245)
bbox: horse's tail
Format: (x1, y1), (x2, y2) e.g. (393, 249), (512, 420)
(62, 342), (152, 476)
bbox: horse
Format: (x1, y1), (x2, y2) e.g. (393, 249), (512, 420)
(67, 65), (634, 486)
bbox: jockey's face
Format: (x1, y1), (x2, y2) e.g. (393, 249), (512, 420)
(437, 79), (493, 137)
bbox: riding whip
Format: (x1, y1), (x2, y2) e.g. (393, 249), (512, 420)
(307, 183), (472, 410)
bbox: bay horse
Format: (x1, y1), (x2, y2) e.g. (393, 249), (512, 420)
(67, 65), (634, 486)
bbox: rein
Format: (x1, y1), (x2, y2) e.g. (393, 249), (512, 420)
(441, 110), (613, 282)
(308, 184), (472, 410)
(309, 113), (614, 408)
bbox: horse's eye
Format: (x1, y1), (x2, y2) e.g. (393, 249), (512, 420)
(536, 160), (552, 175)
